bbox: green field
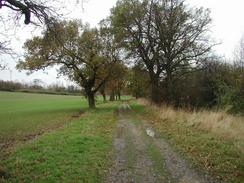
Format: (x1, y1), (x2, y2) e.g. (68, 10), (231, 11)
(0, 91), (86, 144)
(0, 92), (119, 182)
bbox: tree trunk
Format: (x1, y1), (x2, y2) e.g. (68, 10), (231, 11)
(101, 89), (106, 102)
(110, 90), (115, 101)
(87, 92), (95, 108)
(151, 77), (161, 104)
(165, 73), (174, 105)
(118, 91), (121, 100)
(102, 93), (106, 102)
(135, 93), (139, 99)
(100, 86), (106, 102)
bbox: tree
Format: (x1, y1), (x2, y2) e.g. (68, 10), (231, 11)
(234, 35), (244, 69)
(99, 83), (107, 102)
(17, 20), (117, 108)
(110, 0), (213, 104)
(95, 19), (125, 102)
(0, 41), (12, 55)
(95, 62), (127, 102)
(31, 79), (44, 89)
(0, 62), (6, 70)
(0, 0), (58, 54)
(0, 0), (64, 25)
(127, 63), (150, 99)
(105, 62), (128, 101)
(0, 1), (87, 54)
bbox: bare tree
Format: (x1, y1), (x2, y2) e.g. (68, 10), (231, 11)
(0, 0), (86, 54)
(0, 40), (12, 54)
(0, 0), (58, 55)
(0, 0), (61, 25)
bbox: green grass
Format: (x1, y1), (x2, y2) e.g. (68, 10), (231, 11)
(143, 134), (169, 181)
(1, 94), (120, 182)
(0, 91), (86, 143)
(131, 102), (244, 183)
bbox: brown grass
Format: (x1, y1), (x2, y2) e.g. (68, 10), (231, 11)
(138, 99), (244, 141)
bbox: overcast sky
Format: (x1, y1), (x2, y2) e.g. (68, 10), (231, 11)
(1, 0), (244, 85)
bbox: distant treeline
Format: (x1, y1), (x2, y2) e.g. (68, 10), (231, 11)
(0, 80), (82, 96)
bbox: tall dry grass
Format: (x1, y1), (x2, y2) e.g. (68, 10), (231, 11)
(138, 99), (244, 141)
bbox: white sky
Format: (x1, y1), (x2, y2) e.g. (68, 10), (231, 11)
(1, 0), (244, 85)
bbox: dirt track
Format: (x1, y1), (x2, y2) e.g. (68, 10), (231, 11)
(106, 104), (218, 183)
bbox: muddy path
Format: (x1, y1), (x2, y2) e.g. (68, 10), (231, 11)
(106, 104), (217, 183)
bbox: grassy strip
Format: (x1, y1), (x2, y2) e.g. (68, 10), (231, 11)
(1, 102), (118, 183)
(130, 102), (244, 183)
(144, 135), (170, 182)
